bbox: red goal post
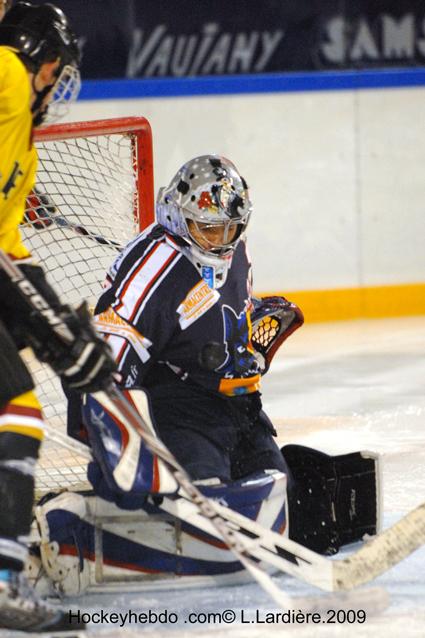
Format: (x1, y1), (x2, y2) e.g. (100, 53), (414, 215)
(32, 116), (155, 231)
(21, 116), (155, 494)
(24, 115), (155, 307)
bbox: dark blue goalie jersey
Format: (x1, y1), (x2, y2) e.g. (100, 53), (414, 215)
(94, 224), (261, 396)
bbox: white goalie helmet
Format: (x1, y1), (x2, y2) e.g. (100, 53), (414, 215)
(156, 155), (252, 288)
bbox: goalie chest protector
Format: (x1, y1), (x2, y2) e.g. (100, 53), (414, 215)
(95, 225), (261, 396)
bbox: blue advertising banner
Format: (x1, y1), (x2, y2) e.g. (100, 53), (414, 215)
(29, 1), (425, 79)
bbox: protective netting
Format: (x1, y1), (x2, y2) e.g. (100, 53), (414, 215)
(252, 316), (281, 353)
(20, 128), (144, 495)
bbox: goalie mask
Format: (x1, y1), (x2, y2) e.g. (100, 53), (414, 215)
(0, 2), (81, 125)
(157, 155), (252, 288)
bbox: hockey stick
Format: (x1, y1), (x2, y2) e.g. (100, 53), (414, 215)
(0, 248), (298, 608)
(23, 189), (122, 250)
(161, 491), (425, 592)
(95, 387), (301, 608)
(0, 251), (423, 598)
(95, 388), (425, 593)
(44, 214), (122, 250)
(34, 403), (424, 595)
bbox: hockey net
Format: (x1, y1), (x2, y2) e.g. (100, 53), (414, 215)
(19, 117), (154, 496)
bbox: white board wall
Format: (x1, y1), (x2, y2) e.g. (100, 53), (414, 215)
(67, 86), (425, 293)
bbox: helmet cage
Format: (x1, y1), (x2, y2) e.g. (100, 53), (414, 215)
(45, 63), (81, 122)
(156, 155), (252, 286)
(182, 206), (250, 256)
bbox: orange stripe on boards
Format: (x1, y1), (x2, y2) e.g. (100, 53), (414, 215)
(257, 283), (425, 323)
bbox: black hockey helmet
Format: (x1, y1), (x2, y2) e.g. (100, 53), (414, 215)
(0, 1), (80, 72)
(0, 2), (81, 124)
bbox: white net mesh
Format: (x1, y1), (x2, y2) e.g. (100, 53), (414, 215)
(20, 122), (149, 495)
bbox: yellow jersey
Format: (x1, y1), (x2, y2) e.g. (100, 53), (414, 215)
(0, 46), (37, 259)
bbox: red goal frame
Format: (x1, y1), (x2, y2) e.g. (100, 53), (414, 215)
(33, 116), (155, 230)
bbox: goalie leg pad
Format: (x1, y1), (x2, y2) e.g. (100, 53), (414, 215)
(283, 444), (381, 555)
(32, 470), (287, 595)
(33, 492), (91, 596)
(82, 389), (178, 502)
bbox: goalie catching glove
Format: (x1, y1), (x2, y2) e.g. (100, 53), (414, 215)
(0, 262), (117, 393)
(251, 295), (304, 373)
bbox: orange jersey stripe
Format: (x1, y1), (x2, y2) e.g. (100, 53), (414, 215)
(218, 374), (261, 396)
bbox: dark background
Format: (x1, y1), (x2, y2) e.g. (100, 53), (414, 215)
(30, 0), (425, 79)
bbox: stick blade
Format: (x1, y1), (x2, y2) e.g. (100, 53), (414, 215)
(333, 503), (425, 590)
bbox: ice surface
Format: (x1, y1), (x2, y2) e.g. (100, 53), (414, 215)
(4, 316), (424, 638)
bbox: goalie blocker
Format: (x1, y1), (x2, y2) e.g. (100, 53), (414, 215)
(30, 388), (381, 594)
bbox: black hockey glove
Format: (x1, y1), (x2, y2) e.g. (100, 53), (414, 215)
(0, 262), (116, 393)
(28, 300), (117, 393)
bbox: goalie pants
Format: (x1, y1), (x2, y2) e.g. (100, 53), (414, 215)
(147, 380), (288, 482)
(0, 318), (44, 571)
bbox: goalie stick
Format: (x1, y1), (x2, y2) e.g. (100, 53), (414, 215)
(33, 414), (425, 596)
(45, 214), (122, 250)
(160, 488), (425, 591)
(93, 389), (425, 593)
(24, 189), (122, 250)
(0, 251), (423, 600)
(0, 248), (297, 609)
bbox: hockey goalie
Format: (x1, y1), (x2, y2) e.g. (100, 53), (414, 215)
(29, 156), (381, 595)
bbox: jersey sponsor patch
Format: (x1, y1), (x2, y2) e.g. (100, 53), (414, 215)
(94, 308), (152, 363)
(177, 279), (219, 329)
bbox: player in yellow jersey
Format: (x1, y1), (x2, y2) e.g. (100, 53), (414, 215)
(0, 3), (116, 632)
